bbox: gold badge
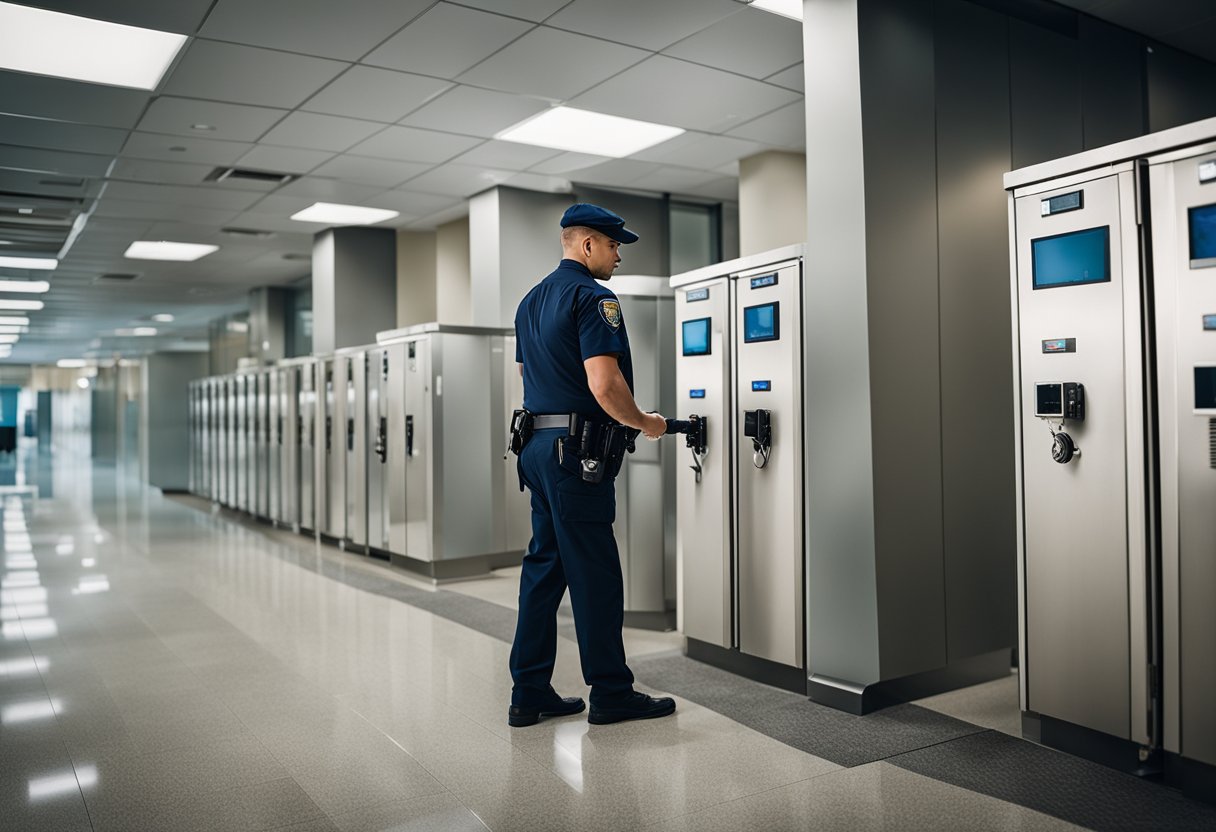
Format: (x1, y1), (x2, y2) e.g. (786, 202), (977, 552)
(599, 299), (622, 329)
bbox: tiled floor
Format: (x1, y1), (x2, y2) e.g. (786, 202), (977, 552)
(0, 442), (1210, 831)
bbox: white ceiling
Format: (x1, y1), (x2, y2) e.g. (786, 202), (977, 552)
(0, 0), (807, 364)
(1, 0), (1212, 365)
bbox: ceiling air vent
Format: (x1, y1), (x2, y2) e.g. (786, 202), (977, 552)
(94, 273), (139, 284)
(206, 167), (296, 186)
(221, 227), (276, 239)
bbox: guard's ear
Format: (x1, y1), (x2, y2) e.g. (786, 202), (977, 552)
(584, 238), (592, 256)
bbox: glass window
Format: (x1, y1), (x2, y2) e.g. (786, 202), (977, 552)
(1031, 226), (1110, 290)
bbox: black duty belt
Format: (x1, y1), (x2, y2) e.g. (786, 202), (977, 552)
(532, 414), (572, 430)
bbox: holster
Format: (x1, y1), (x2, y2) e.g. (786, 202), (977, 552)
(560, 417), (640, 483)
(506, 409), (534, 458)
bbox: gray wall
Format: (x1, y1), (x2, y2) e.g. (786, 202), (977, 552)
(142, 352), (208, 492)
(804, 0), (1216, 688)
(248, 286), (289, 364)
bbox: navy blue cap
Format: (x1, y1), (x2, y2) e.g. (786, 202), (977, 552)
(559, 203), (639, 244)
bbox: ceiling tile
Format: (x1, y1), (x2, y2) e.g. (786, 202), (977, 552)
(565, 158), (662, 188)
(346, 126), (481, 164)
(682, 176), (738, 201)
(0, 114), (127, 156)
(301, 66), (453, 123)
(236, 146), (334, 174)
(504, 172), (572, 193)
(402, 164), (515, 197)
(0, 145), (114, 178)
(452, 0), (570, 21)
(273, 177), (390, 202)
(547, 0), (742, 51)
(400, 86), (550, 138)
(102, 182), (263, 211)
(363, 3), (534, 79)
(136, 98), (288, 143)
(458, 27), (648, 100)
(622, 167), (726, 194)
(93, 199), (240, 226)
(0, 70), (149, 129)
(200, 0), (434, 60)
(162, 40), (348, 109)
(451, 140), (562, 171)
(634, 133), (767, 170)
(109, 158), (277, 191)
(308, 155), (430, 187)
(227, 211), (334, 235)
(362, 189), (462, 216)
(570, 56), (801, 133)
(259, 113), (387, 152)
(663, 9), (803, 80)
(726, 101), (805, 149)
(23, 0), (214, 33)
(766, 63), (804, 93)
(527, 151), (611, 175)
(122, 132), (253, 166)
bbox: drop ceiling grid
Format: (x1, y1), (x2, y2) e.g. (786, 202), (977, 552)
(0, 0), (807, 362)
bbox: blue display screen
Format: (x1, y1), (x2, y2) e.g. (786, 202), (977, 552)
(1189, 204), (1216, 264)
(743, 302), (779, 343)
(689, 389), (706, 399)
(1031, 226), (1110, 290)
(752, 380), (771, 392)
(682, 317), (711, 356)
(750, 273), (778, 289)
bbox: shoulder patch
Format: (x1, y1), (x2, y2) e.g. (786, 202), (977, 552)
(598, 299), (622, 329)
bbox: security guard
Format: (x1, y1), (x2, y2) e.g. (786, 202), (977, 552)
(507, 203), (677, 727)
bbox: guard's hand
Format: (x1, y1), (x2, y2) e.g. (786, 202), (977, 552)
(642, 412), (666, 440)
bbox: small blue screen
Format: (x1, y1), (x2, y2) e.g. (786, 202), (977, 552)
(689, 389), (706, 399)
(1189, 204), (1216, 263)
(1031, 226), (1110, 289)
(750, 273), (778, 289)
(682, 317), (711, 356)
(752, 380), (771, 392)
(743, 302), (779, 343)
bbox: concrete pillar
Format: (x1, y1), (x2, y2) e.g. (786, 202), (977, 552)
(800, 0), (1014, 711)
(312, 226), (396, 353)
(90, 364), (118, 463)
(738, 150), (806, 256)
(436, 216), (472, 325)
(248, 286), (290, 364)
(141, 352), (209, 492)
(396, 230), (437, 328)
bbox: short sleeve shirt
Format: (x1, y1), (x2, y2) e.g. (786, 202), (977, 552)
(515, 259), (633, 421)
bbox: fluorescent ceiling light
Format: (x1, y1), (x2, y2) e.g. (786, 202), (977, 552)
(0, 317), (29, 326)
(0, 280), (49, 294)
(749, 0), (802, 20)
(290, 202), (399, 226)
(124, 241), (218, 261)
(133, 327), (156, 337)
(0, 256), (56, 271)
(151, 313), (174, 322)
(497, 107), (684, 158)
(56, 359), (86, 368)
(0, 335), (20, 344)
(75, 377), (89, 389)
(0, 299), (42, 310)
(0, 326), (25, 334)
(0, 2), (187, 90)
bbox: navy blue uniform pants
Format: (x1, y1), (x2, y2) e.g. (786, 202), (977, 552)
(509, 429), (634, 707)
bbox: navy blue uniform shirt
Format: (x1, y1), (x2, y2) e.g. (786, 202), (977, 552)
(515, 258), (633, 422)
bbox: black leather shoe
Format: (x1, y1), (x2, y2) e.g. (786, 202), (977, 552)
(588, 692), (676, 725)
(508, 696), (586, 727)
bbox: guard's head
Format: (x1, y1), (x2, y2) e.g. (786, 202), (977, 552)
(559, 203), (638, 281)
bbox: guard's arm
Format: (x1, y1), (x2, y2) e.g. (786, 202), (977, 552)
(584, 355), (665, 438)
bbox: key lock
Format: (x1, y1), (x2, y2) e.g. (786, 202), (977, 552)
(1034, 382), (1086, 464)
(743, 409), (772, 469)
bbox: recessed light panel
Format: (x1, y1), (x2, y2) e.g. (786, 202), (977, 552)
(0, 280), (49, 294)
(0, 2), (187, 90)
(124, 242), (218, 262)
(497, 107), (684, 158)
(0, 326), (27, 334)
(289, 203), (400, 226)
(0, 335), (20, 344)
(56, 359), (86, 368)
(749, 0), (802, 20)
(0, 300), (43, 311)
(151, 314), (174, 322)
(0, 317), (29, 326)
(0, 256), (56, 271)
